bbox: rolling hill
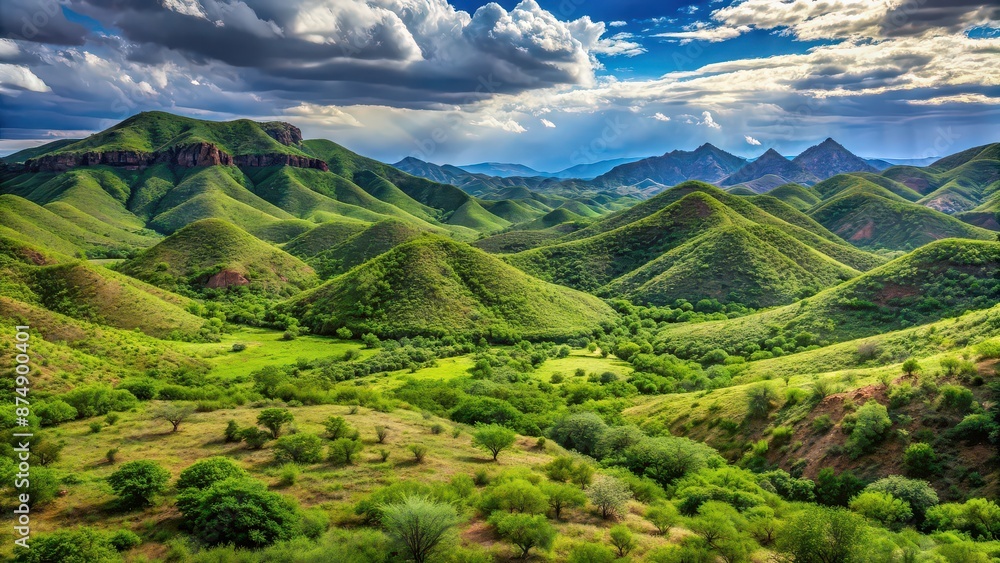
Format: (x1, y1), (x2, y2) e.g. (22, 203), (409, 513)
(809, 176), (996, 250)
(765, 183), (822, 210)
(283, 235), (615, 341)
(119, 219), (317, 295)
(284, 218), (424, 278)
(653, 238), (1000, 360)
(506, 189), (867, 307)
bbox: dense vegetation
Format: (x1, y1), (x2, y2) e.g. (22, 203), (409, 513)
(1, 113), (999, 561)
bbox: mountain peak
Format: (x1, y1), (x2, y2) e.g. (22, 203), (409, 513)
(793, 138), (877, 180)
(760, 148), (786, 159)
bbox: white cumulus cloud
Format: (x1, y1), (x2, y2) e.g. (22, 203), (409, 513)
(652, 112), (671, 121)
(700, 111), (721, 129)
(745, 135), (761, 145)
(540, 118), (556, 128)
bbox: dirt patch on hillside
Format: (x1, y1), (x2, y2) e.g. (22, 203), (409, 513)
(872, 283), (920, 305)
(847, 221), (874, 241)
(206, 269), (250, 288)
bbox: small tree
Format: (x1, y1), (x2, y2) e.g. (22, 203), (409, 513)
(746, 384), (777, 420)
(329, 438), (363, 465)
(541, 482), (587, 519)
(903, 443), (937, 477)
(849, 491), (912, 529)
(177, 457), (247, 491)
(482, 479), (548, 515)
(323, 416), (356, 440)
(902, 359), (921, 376)
(258, 408), (294, 439)
(472, 424), (517, 461)
(375, 425), (389, 444)
(13, 528), (120, 563)
(645, 502), (679, 535)
(609, 524), (636, 557)
(240, 427), (271, 449)
(777, 506), (868, 562)
(381, 495), (458, 563)
(336, 327), (353, 340)
(152, 402), (196, 432)
(489, 512), (556, 559)
(568, 543), (616, 563)
(847, 400), (891, 457)
(224, 420), (241, 443)
(409, 444), (428, 463)
(588, 476), (632, 519)
(108, 460), (170, 509)
(273, 433), (324, 464)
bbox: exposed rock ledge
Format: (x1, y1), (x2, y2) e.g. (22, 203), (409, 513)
(20, 142), (328, 173)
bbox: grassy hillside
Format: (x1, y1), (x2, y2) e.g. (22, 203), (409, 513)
(284, 235), (614, 341)
(286, 219), (424, 278)
(653, 238), (1000, 360)
(120, 219), (317, 295)
(41, 111), (311, 157)
(810, 189), (995, 250)
(767, 183), (821, 210)
(508, 187), (884, 309)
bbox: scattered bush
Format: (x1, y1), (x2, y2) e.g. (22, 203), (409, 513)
(408, 444), (428, 463)
(381, 495), (457, 563)
(329, 438), (364, 465)
(273, 433), (324, 464)
(588, 476), (632, 519)
(903, 443), (937, 477)
(177, 478), (301, 548)
(258, 408), (294, 439)
(177, 457), (247, 491)
(489, 512), (555, 559)
(108, 460), (170, 509)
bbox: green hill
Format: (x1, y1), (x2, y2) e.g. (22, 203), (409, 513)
(281, 219), (370, 258)
(478, 199), (543, 224)
(285, 219), (424, 278)
(1, 139), (80, 163)
(508, 191), (861, 307)
(120, 219), (317, 295)
(39, 111), (311, 158)
(559, 182), (884, 273)
(809, 190), (995, 250)
(654, 238), (1000, 360)
(766, 183), (821, 211)
(284, 235), (614, 341)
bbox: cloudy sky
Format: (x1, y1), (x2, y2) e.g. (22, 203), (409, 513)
(1, 0), (998, 170)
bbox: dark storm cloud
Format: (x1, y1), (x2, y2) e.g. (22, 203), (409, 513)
(1, 0), (90, 44)
(41, 0), (617, 105)
(882, 0), (1000, 37)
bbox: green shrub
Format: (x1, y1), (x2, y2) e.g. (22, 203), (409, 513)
(865, 476), (938, 522)
(273, 433), (324, 464)
(108, 529), (141, 552)
(568, 543), (616, 563)
(329, 438), (363, 465)
(409, 444), (428, 462)
(13, 527), (121, 563)
(35, 400), (78, 426)
(240, 427), (271, 449)
(488, 512), (555, 559)
(776, 506), (868, 562)
(847, 400), (891, 457)
(481, 479), (548, 515)
(903, 443), (937, 477)
(224, 420), (241, 443)
(849, 491), (912, 529)
(177, 457), (247, 491)
(771, 426), (794, 446)
(107, 460), (170, 509)
(812, 415), (834, 434)
(939, 385), (974, 413)
(177, 478), (301, 548)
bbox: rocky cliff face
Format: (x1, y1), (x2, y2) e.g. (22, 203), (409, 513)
(261, 122), (303, 146)
(22, 142), (327, 172)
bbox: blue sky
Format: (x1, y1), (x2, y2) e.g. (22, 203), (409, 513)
(0, 0), (998, 170)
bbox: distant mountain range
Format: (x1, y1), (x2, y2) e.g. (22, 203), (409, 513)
(396, 138), (891, 197)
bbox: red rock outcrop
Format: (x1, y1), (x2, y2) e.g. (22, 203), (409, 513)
(206, 270), (250, 289)
(23, 142), (327, 172)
